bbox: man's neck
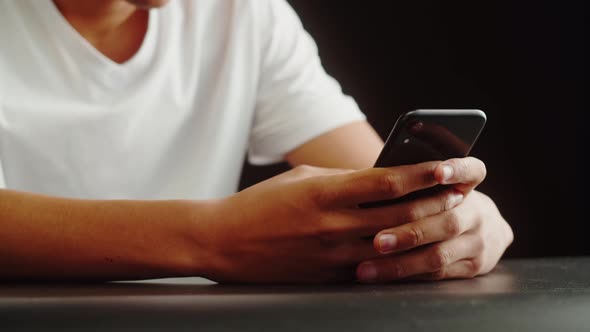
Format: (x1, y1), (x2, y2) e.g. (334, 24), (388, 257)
(52, 0), (148, 64)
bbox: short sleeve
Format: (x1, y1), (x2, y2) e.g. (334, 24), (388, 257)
(248, 0), (366, 165)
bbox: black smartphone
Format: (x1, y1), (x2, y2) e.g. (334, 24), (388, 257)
(360, 109), (487, 208)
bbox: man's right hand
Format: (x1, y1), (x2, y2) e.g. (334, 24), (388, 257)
(197, 161), (464, 283)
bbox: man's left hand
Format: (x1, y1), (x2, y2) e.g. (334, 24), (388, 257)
(356, 157), (514, 282)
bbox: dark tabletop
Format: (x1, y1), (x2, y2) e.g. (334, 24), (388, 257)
(1, 257), (589, 332)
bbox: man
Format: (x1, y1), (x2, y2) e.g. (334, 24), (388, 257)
(0, 0), (512, 283)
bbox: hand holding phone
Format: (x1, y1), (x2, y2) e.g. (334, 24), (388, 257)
(360, 109), (486, 208)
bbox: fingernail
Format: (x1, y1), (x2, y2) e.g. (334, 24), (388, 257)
(379, 234), (397, 253)
(442, 165), (454, 182)
(447, 192), (464, 209)
(358, 262), (378, 282)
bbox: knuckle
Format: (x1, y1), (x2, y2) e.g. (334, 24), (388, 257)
(294, 164), (314, 174)
(307, 182), (329, 206)
(407, 224), (425, 247)
(314, 214), (343, 243)
(466, 258), (484, 276)
(505, 223), (515, 247)
(473, 234), (486, 255)
(292, 165), (309, 177)
(466, 157), (487, 180)
(455, 159), (469, 177)
(429, 246), (453, 270)
(491, 214), (514, 249)
(443, 211), (463, 237)
(401, 204), (421, 224)
(379, 173), (403, 197)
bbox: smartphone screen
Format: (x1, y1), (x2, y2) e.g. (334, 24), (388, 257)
(360, 109), (486, 208)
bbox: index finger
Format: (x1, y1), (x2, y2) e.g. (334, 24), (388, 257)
(313, 161), (441, 207)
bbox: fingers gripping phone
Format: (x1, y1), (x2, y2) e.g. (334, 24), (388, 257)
(360, 109), (487, 208)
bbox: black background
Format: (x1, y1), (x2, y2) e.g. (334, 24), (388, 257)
(240, 0), (587, 257)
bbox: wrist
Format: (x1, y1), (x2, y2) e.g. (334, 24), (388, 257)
(181, 198), (227, 279)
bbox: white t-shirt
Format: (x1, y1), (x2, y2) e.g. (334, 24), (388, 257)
(0, 0), (365, 200)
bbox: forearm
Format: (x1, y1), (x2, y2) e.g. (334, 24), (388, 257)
(0, 189), (214, 281)
(286, 120), (384, 170)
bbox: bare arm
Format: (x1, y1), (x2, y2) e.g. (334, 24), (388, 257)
(0, 121), (510, 283)
(0, 162), (465, 283)
(0, 119), (449, 283)
(286, 120), (383, 169)
(0, 189), (214, 281)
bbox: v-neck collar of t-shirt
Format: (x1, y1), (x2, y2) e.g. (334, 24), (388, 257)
(33, 0), (159, 91)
